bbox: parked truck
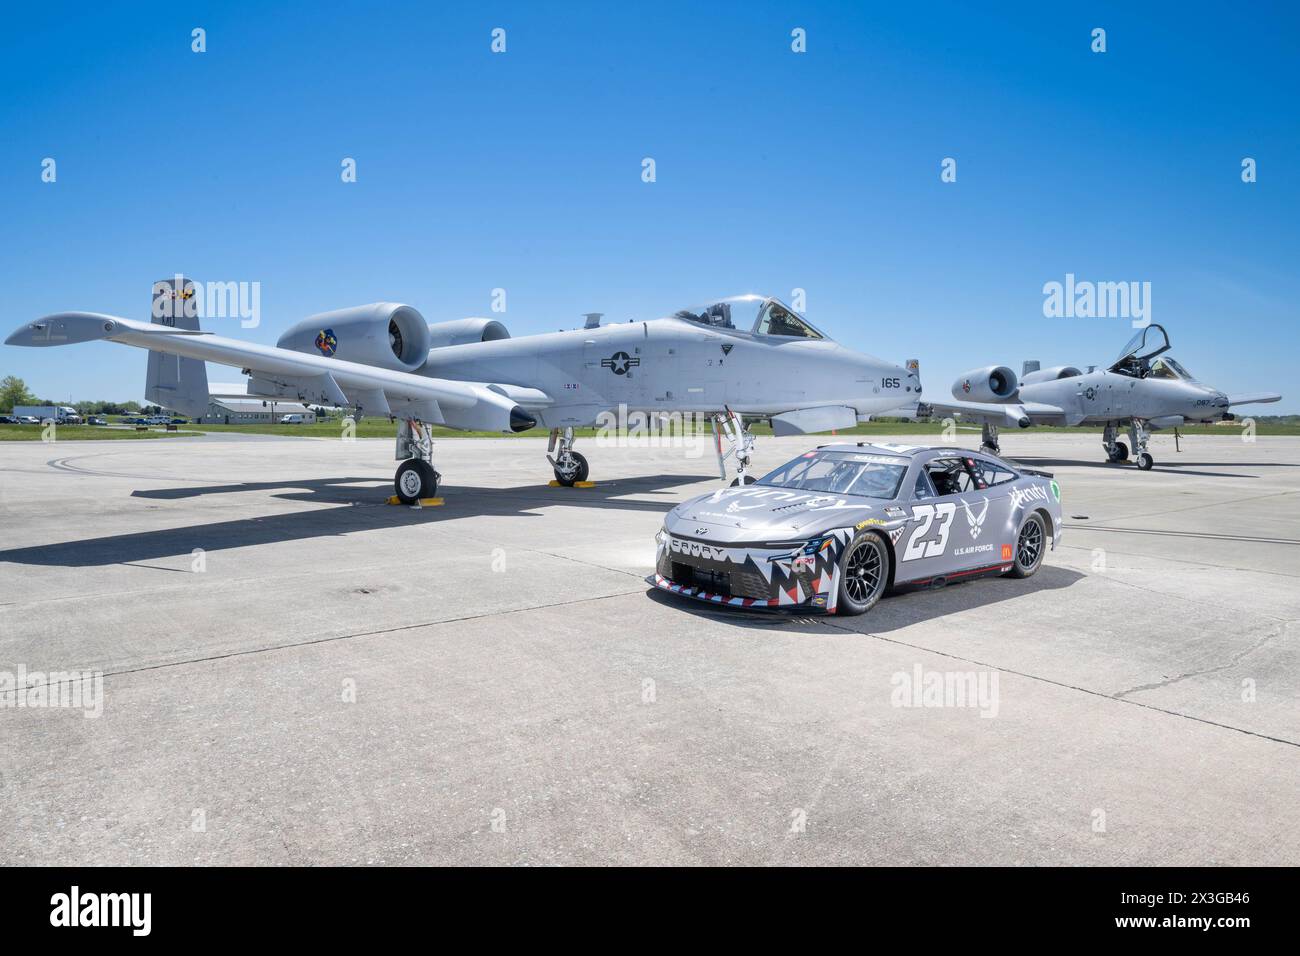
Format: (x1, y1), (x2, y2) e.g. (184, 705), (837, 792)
(11, 405), (82, 424)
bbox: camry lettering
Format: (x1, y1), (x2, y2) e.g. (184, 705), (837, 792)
(668, 538), (727, 562)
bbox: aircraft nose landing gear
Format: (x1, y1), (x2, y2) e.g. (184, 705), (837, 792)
(1128, 419), (1154, 470)
(713, 407), (756, 486)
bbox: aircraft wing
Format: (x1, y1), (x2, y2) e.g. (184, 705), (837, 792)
(922, 398), (1075, 428)
(1225, 392), (1282, 406)
(5, 312), (548, 432)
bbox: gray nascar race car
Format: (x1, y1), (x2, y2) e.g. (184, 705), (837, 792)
(653, 443), (1062, 615)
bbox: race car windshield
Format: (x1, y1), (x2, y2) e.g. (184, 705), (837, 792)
(756, 451), (908, 498)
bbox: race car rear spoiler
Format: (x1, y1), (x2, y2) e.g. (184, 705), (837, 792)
(1018, 467), (1054, 479)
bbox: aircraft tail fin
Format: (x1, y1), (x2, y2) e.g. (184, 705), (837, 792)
(145, 276), (210, 416)
(1022, 360), (1040, 377)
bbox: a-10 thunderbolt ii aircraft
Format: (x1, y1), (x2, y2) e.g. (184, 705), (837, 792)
(923, 324), (1282, 470)
(5, 282), (921, 501)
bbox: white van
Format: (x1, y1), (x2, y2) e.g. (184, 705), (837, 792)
(279, 414), (306, 425)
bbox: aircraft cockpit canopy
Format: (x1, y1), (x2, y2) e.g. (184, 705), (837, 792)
(1111, 323), (1172, 376)
(1147, 357), (1197, 381)
(671, 295), (826, 340)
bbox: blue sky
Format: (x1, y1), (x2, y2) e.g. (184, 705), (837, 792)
(2, 1), (1297, 410)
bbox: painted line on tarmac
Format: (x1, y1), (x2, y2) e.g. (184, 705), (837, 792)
(11, 588), (648, 692)
(1064, 524), (1300, 546)
(820, 621), (1299, 750)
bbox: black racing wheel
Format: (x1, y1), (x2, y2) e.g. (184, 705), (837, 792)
(836, 532), (890, 616)
(1007, 512), (1046, 578)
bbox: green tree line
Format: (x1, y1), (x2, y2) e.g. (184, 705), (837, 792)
(2, 375), (140, 415)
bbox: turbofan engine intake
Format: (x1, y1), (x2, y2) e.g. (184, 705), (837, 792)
(952, 366), (1019, 402)
(277, 302), (431, 372)
(426, 317), (511, 350)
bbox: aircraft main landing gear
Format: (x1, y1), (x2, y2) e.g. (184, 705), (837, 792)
(980, 423), (1001, 456)
(394, 419), (440, 503)
(1103, 423), (1129, 463)
(548, 427), (589, 486)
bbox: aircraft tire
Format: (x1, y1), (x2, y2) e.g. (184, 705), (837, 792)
(554, 451), (589, 486)
(1110, 441), (1129, 462)
(1136, 452), (1154, 471)
(730, 475), (756, 486)
(395, 459), (438, 503)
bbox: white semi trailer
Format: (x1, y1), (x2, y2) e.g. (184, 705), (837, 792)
(12, 405), (81, 423)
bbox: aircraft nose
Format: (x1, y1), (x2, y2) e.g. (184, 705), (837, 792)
(5, 322), (39, 346)
(1188, 387), (1230, 418)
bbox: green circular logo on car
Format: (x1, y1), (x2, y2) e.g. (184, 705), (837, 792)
(1050, 479), (1061, 501)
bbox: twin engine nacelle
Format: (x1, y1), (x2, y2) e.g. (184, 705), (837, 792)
(278, 303), (432, 372)
(1020, 365), (1082, 386)
(952, 365), (1019, 402)
(278, 306), (513, 372)
(426, 317), (510, 350)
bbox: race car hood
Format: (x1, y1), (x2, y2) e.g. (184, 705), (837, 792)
(665, 484), (889, 543)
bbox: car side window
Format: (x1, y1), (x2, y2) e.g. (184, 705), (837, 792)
(971, 459), (1018, 487)
(912, 471), (935, 500)
(924, 459), (969, 496)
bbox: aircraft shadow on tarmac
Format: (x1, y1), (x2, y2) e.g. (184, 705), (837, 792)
(0, 473), (714, 568)
(1007, 456), (1300, 479)
(128, 473), (709, 505)
(644, 564), (1085, 636)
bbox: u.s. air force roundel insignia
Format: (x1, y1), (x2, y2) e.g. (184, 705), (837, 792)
(601, 351), (640, 375)
(315, 328), (338, 356)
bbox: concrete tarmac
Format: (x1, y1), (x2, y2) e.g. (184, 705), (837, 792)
(1, 430), (1296, 864)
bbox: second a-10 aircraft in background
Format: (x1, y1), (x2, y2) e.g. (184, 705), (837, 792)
(924, 324), (1282, 470)
(6, 285), (919, 501)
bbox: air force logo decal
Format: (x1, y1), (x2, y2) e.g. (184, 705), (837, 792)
(962, 496), (990, 540)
